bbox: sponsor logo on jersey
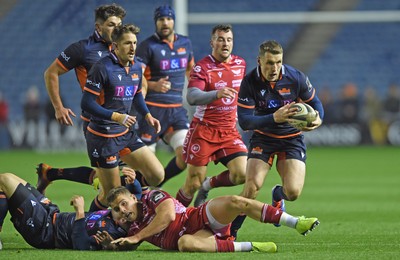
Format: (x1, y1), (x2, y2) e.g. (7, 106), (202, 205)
(232, 79), (242, 88)
(233, 59), (243, 65)
(118, 75), (122, 81)
(160, 58), (187, 70)
(131, 74), (139, 81)
(97, 51), (103, 57)
(306, 77), (313, 92)
(218, 71), (223, 78)
(193, 65), (201, 73)
(177, 47), (186, 55)
(161, 49), (166, 56)
(87, 79), (100, 88)
(106, 156), (117, 165)
(114, 86), (135, 97)
(152, 191), (166, 203)
(232, 69), (242, 76)
(92, 149), (99, 158)
(215, 80), (228, 89)
(260, 89), (266, 96)
(60, 51), (70, 62)
(30, 200), (37, 206)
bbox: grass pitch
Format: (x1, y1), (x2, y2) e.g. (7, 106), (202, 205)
(0, 146), (399, 259)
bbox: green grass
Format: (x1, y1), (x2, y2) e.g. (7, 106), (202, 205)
(0, 146), (399, 259)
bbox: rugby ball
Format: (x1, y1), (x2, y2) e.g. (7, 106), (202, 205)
(289, 103), (317, 129)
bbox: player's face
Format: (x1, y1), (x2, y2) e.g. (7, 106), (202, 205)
(110, 193), (138, 222)
(114, 32), (138, 66)
(156, 17), (174, 40)
(259, 52), (283, 82)
(97, 16), (123, 44)
(211, 30), (233, 62)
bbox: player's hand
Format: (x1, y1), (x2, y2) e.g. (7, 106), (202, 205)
(95, 231), (116, 250)
(273, 102), (297, 123)
(301, 110), (322, 131)
(111, 112), (137, 128)
(216, 87), (237, 99)
(145, 113), (161, 134)
(70, 195), (85, 219)
(121, 167), (136, 184)
(55, 107), (76, 126)
(156, 76), (171, 93)
(112, 236), (140, 247)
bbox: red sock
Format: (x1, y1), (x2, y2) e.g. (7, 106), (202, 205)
(176, 188), (192, 207)
(210, 170), (234, 188)
(216, 238), (235, 252)
(260, 204), (282, 224)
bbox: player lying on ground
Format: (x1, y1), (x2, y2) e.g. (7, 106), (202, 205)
(0, 172), (136, 250)
(100, 186), (320, 253)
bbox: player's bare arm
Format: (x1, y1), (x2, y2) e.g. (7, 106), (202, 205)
(112, 198), (175, 246)
(44, 60), (76, 126)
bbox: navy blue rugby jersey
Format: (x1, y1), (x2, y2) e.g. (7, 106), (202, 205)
(136, 33), (194, 106)
(54, 210), (126, 250)
(84, 52), (144, 136)
(56, 30), (112, 121)
(238, 64), (316, 138)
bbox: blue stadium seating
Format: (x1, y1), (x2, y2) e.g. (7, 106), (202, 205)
(0, 0), (398, 120)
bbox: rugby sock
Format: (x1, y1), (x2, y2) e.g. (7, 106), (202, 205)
(46, 166), (96, 185)
(260, 204), (283, 224)
(230, 214), (247, 239)
(209, 170), (234, 189)
(272, 185), (289, 201)
(233, 241), (252, 252)
(279, 212), (298, 228)
(216, 239), (235, 252)
(157, 157), (184, 187)
(89, 195), (108, 212)
(176, 188), (193, 207)
(0, 192), (7, 232)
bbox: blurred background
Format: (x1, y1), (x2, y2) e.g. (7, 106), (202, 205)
(0, 0), (399, 151)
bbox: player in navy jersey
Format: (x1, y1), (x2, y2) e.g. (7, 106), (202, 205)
(44, 3), (126, 127)
(104, 186), (319, 253)
(176, 24), (248, 209)
(81, 24), (164, 212)
(0, 172), (129, 250)
(135, 5), (195, 187)
(234, 40), (324, 238)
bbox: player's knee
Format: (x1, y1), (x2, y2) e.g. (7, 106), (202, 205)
(178, 235), (197, 252)
(230, 171), (246, 185)
(242, 184), (260, 199)
(285, 188), (301, 201)
(229, 195), (245, 209)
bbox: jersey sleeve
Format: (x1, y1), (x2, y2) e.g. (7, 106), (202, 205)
(188, 63), (207, 90)
(238, 77), (255, 108)
(298, 72), (316, 103)
(57, 42), (84, 71)
(83, 61), (107, 96)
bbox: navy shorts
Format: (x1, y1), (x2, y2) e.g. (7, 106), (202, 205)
(137, 106), (189, 145)
(8, 184), (58, 249)
(248, 133), (307, 166)
(86, 129), (146, 168)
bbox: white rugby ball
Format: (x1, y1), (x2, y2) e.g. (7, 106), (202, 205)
(289, 103), (317, 129)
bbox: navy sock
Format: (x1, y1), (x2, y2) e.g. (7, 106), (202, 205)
(272, 185), (289, 201)
(230, 214), (247, 239)
(157, 157), (183, 187)
(47, 166), (95, 184)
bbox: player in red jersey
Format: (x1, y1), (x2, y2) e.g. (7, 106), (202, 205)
(175, 24), (248, 209)
(103, 186), (319, 252)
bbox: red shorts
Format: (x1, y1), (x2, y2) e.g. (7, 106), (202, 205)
(183, 121), (248, 166)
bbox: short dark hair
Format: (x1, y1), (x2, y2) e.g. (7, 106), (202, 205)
(258, 40), (283, 56)
(211, 24), (233, 38)
(106, 186), (131, 206)
(95, 3), (126, 23)
(112, 24), (140, 42)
